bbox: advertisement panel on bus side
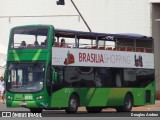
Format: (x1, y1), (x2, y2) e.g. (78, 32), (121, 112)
(52, 47), (154, 69)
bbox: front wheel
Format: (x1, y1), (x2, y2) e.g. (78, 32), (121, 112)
(65, 94), (79, 113)
(116, 94), (133, 112)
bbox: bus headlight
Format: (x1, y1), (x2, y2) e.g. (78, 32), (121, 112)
(36, 96), (44, 100)
(7, 96), (13, 100)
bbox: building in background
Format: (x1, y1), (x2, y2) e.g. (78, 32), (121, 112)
(151, 0), (160, 92)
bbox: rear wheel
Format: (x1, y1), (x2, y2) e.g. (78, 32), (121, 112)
(86, 107), (102, 113)
(116, 94), (133, 112)
(30, 108), (42, 113)
(65, 94), (79, 114)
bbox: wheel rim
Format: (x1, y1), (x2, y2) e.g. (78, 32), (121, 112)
(125, 96), (132, 109)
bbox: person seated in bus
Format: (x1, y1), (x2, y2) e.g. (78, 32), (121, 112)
(34, 40), (39, 46)
(53, 38), (59, 47)
(20, 41), (26, 47)
(54, 42), (60, 47)
(60, 39), (68, 48)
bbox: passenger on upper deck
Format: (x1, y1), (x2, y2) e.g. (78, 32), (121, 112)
(20, 41), (26, 47)
(60, 39), (68, 48)
(53, 38), (59, 47)
(41, 39), (47, 46)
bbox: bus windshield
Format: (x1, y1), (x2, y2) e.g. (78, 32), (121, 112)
(10, 27), (49, 49)
(7, 62), (45, 93)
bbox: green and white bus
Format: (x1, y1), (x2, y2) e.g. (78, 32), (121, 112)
(6, 25), (155, 113)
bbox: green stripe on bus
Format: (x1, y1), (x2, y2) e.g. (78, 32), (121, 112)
(13, 50), (20, 61)
(32, 49), (42, 61)
(85, 88), (96, 105)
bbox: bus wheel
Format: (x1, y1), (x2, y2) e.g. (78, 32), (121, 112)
(65, 94), (79, 114)
(116, 94), (133, 112)
(86, 107), (102, 113)
(30, 108), (43, 113)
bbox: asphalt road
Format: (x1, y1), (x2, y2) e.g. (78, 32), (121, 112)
(0, 101), (160, 120)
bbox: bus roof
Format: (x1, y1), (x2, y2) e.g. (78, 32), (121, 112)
(54, 28), (153, 41)
(11, 25), (153, 41)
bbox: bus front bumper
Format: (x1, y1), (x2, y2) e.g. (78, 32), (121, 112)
(6, 100), (48, 109)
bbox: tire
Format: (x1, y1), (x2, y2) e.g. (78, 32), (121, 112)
(86, 107), (102, 113)
(30, 108), (43, 113)
(65, 94), (79, 114)
(116, 94), (133, 112)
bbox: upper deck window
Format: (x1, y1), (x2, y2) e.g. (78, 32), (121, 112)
(10, 27), (49, 49)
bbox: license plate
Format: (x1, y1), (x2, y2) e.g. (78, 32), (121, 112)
(20, 102), (27, 106)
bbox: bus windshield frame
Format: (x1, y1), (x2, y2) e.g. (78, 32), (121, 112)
(9, 26), (49, 49)
(6, 62), (45, 93)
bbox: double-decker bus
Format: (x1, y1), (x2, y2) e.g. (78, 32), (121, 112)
(5, 25), (155, 113)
